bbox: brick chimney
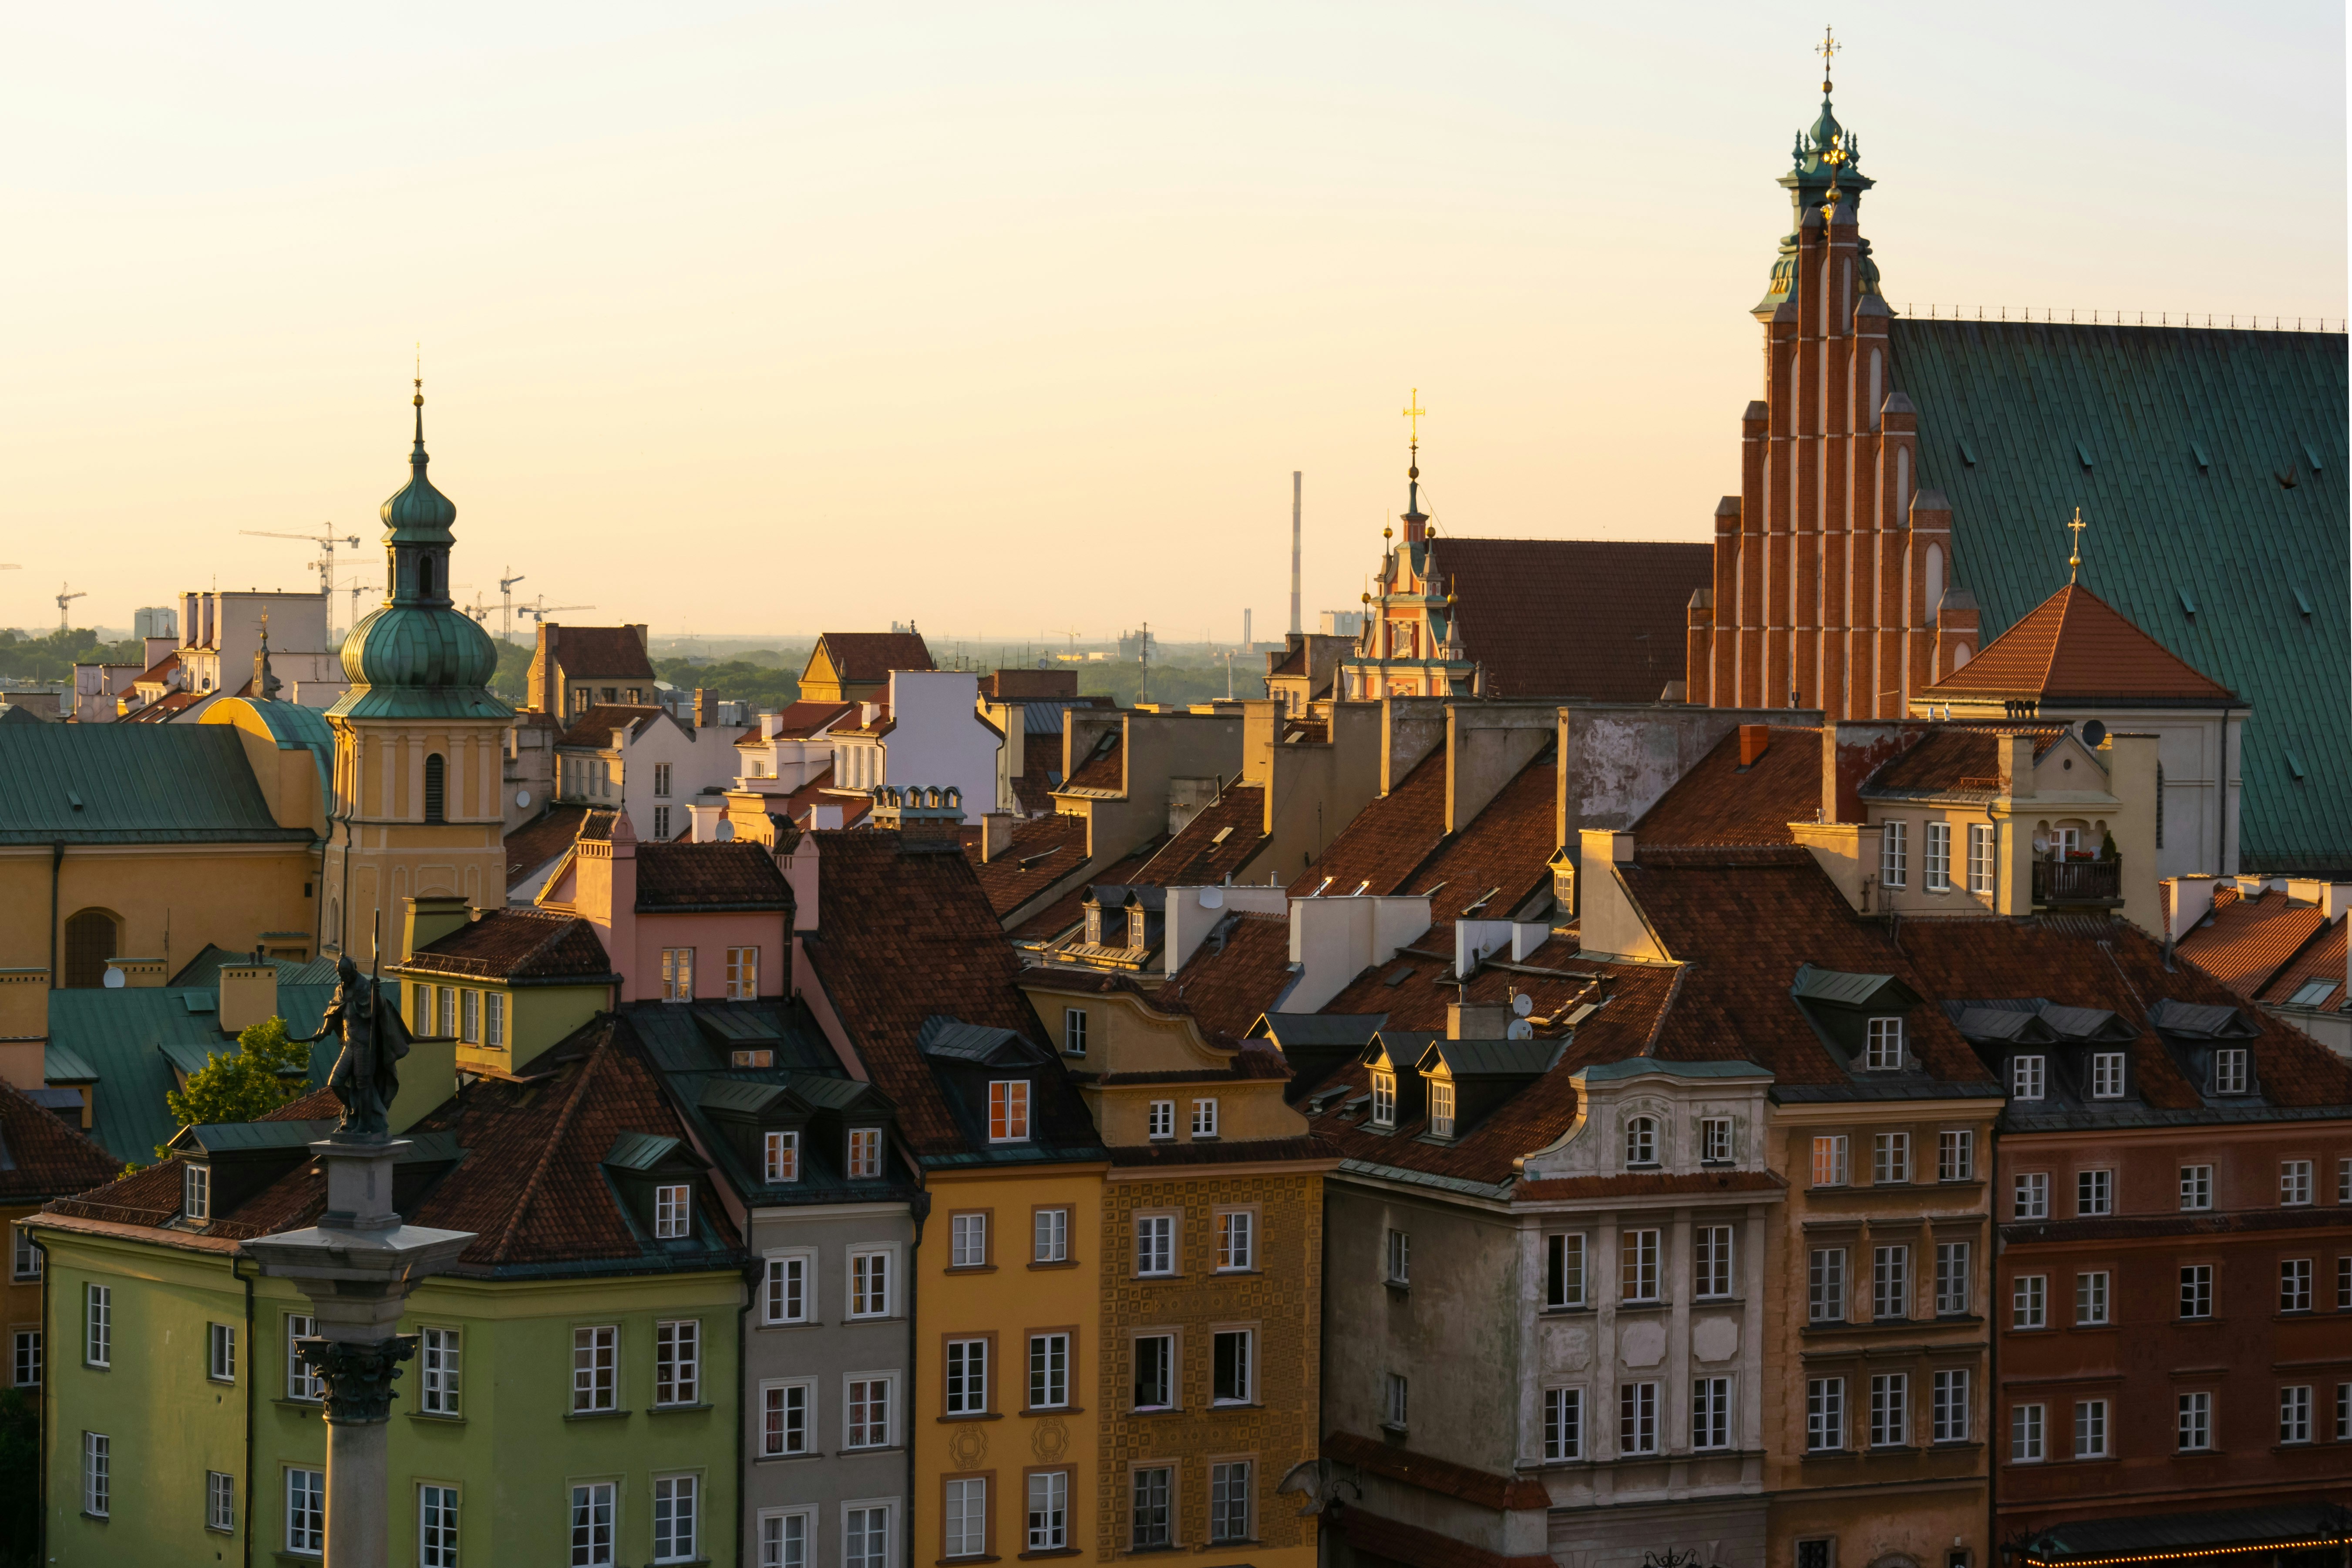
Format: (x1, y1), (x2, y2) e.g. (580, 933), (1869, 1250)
(981, 811), (1016, 861)
(695, 687), (717, 729)
(1739, 725), (1770, 768)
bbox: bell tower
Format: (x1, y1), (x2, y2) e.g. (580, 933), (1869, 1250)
(320, 380), (515, 958)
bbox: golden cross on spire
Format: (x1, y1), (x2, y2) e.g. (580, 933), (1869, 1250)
(1817, 25), (1838, 92)
(1402, 388), (1426, 447)
(2066, 506), (2087, 583)
(414, 342), (424, 407)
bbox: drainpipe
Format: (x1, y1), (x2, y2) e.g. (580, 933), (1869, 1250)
(1985, 1110), (2000, 1561)
(736, 1256), (758, 1568)
(2215, 704), (2234, 877)
(235, 1255), (255, 1568)
(905, 1184), (931, 1568)
(48, 842), (64, 987)
(30, 1231), (50, 1565)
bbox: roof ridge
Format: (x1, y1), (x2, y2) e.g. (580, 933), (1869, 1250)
(483, 1026), (610, 1265)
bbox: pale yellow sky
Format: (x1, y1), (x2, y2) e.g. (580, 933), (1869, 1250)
(2, 2), (2342, 645)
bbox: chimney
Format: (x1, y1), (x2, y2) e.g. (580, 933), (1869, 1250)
(217, 957), (279, 1036)
(860, 701), (883, 727)
(1447, 1000), (1513, 1040)
(687, 800), (723, 842)
(1289, 471), (1303, 637)
(760, 712), (784, 741)
(695, 688), (716, 729)
(402, 895), (474, 961)
(629, 623), (649, 656)
(981, 811), (1016, 861)
(1739, 725), (1771, 768)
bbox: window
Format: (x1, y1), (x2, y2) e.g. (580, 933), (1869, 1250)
(1369, 1072), (1396, 1129)
(1873, 1245), (1909, 1320)
(1924, 821), (1952, 891)
(1938, 1130), (1974, 1182)
(10, 1225), (38, 1280)
(2076, 1169), (2112, 1217)
(849, 1249), (893, 1318)
(1932, 1369), (1970, 1443)
(2010, 1403), (2045, 1463)
(2089, 1052), (2126, 1099)
(943, 1477), (986, 1559)
(1029, 1332), (1069, 1409)
(1183, 1096), (1219, 1139)
(419, 1484), (459, 1568)
(2288, 980), (2337, 1008)
(1869, 1373), (1908, 1447)
(2015, 1173), (2049, 1220)
(207, 1469), (236, 1534)
(1809, 1248), (1847, 1323)
(2178, 1391), (2212, 1451)
(661, 947), (694, 1000)
(1026, 1472), (1068, 1552)
(1034, 1208), (1069, 1264)
(1147, 1100), (1175, 1140)
(1133, 1334), (1174, 1410)
(845, 1376), (893, 1448)
(438, 986), (457, 1038)
(2075, 1271), (2110, 1326)
(2280, 1385), (2314, 1444)
(208, 1322), (236, 1383)
(1865, 1017), (1905, 1070)
(2342, 1158), (2352, 1203)
(756, 1129), (800, 1184)
(1874, 1131), (1911, 1184)
(461, 988), (480, 1044)
(2012, 1274), (2047, 1329)
(2180, 1164), (2213, 1211)
(81, 1432), (110, 1518)
(1543, 1386), (1583, 1460)
(1216, 1210), (1254, 1272)
(950, 1212), (988, 1269)
(1968, 822), (1995, 894)
(652, 805), (672, 840)
(2073, 1399), (2108, 1458)
(422, 753), (445, 823)
(2180, 1264), (2214, 1319)
(764, 1255), (809, 1324)
(84, 1284), (109, 1367)
(485, 991), (505, 1050)
(1621, 1228), (1661, 1303)
(1935, 1242), (1971, 1316)
(2012, 1055), (2046, 1100)
(1062, 1008), (1087, 1057)
(287, 1466), (326, 1555)
(1812, 1135), (1850, 1187)
(726, 946), (759, 999)
(1137, 1215), (1176, 1276)
(2340, 1256), (2352, 1310)
(2214, 1047), (2249, 1094)
(419, 1326), (460, 1415)
(1701, 1117), (1733, 1163)
(1207, 1460), (1252, 1543)
(945, 1338), (989, 1415)
(13, 1330), (41, 1389)
(185, 1163), (211, 1222)
(1693, 1376), (1731, 1449)
(1546, 1234), (1587, 1309)
(654, 1182), (692, 1238)
(655, 1320), (700, 1406)
(1131, 1466), (1173, 1549)
(1620, 1381), (1660, 1454)
(1625, 1115), (1659, 1167)
(286, 1314), (322, 1400)
(845, 1504), (891, 1568)
(2340, 1383), (2352, 1442)
(1807, 1377), (1845, 1451)
(1384, 1228), (1410, 1286)
(1881, 819), (1908, 888)
(1385, 1371), (1410, 1430)
(1428, 1079), (1456, 1137)
(2281, 1258), (2314, 1312)
(761, 1381), (811, 1456)
(2283, 1160), (2315, 1206)
(846, 1128), (882, 1179)
(572, 1326), (618, 1412)
(653, 762), (671, 797)
(1695, 1226), (1733, 1299)
(1213, 1330), (1253, 1404)
(570, 1481), (616, 1568)
(989, 1080), (1031, 1143)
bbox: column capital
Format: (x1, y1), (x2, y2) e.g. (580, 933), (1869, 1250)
(297, 1333), (417, 1425)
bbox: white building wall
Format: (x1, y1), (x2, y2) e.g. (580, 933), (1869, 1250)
(877, 670), (997, 816)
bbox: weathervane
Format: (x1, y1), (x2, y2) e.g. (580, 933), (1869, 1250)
(1402, 388), (1426, 455)
(2066, 507), (2087, 583)
(1817, 25), (1838, 94)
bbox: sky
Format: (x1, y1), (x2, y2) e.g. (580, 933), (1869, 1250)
(0, 1), (2343, 648)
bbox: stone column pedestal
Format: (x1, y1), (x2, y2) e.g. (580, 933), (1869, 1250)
(243, 1137), (474, 1568)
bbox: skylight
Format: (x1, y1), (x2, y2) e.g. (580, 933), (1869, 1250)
(2287, 979), (2336, 1008)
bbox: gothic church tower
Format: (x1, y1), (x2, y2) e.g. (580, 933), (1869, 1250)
(320, 382), (514, 957)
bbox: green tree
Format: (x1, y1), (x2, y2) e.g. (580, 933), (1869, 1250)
(157, 1015), (314, 1155)
(0, 1387), (35, 1568)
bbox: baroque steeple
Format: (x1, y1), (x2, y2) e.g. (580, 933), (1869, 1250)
(1756, 27), (1883, 315)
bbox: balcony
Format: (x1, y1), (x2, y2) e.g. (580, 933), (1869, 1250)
(2033, 858), (2122, 906)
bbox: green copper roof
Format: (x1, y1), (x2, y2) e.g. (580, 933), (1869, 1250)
(0, 725), (314, 846)
(1891, 320), (2350, 873)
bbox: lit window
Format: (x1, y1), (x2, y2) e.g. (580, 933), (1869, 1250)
(1864, 1017), (1905, 1070)
(731, 1048), (774, 1068)
(1216, 1210), (1254, 1272)
(655, 1320), (699, 1406)
(726, 947), (759, 1000)
(1147, 1101), (1174, 1140)
(847, 1127), (882, 1179)
(2214, 1048), (2249, 1094)
(1625, 1115), (1659, 1167)
(2089, 1052), (2126, 1099)
(2012, 1054), (2045, 1099)
(1370, 1072), (1396, 1129)
(1924, 821), (1952, 891)
(661, 948), (694, 1001)
(2283, 1160), (2315, 1206)
(1191, 1098), (1219, 1138)
(654, 1183), (692, 1238)
(1428, 1079), (1455, 1137)
(1811, 1135), (1850, 1187)
(764, 1131), (799, 1184)
(1880, 820), (1908, 888)
(989, 1080), (1031, 1143)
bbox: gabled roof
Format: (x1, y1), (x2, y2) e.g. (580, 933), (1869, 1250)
(2175, 886), (2333, 999)
(1063, 733), (1124, 794)
(505, 804), (593, 890)
(965, 813), (1088, 916)
(1861, 725), (2066, 797)
(1161, 913), (1296, 1040)
(397, 906), (615, 983)
(1423, 538), (1712, 700)
(2258, 915), (2347, 1014)
(1891, 319), (2347, 872)
(1635, 727), (1821, 845)
(546, 626), (656, 680)
(1008, 834), (1166, 945)
(0, 724), (313, 845)
(1130, 786), (1266, 887)
(734, 699), (858, 743)
(1289, 743), (1448, 898)
(0, 1077), (119, 1203)
(633, 841), (794, 912)
(1388, 754), (1557, 928)
(557, 703), (671, 750)
(1927, 582), (2236, 706)
(811, 632), (934, 683)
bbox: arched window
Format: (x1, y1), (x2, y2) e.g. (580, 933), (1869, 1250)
(417, 553), (435, 601)
(63, 908), (120, 989)
(424, 753), (447, 823)
(1625, 1115), (1659, 1168)
(1925, 544), (1945, 613)
(1951, 643), (1972, 669)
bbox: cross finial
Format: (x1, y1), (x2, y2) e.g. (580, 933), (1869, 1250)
(1402, 388), (1426, 448)
(1817, 25), (1838, 93)
(2066, 507), (2087, 583)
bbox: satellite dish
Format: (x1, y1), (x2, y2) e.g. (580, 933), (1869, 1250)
(1507, 1018), (1534, 1040)
(515, 789), (532, 809)
(715, 821), (735, 841)
(2079, 719), (2107, 748)
(1511, 992), (1534, 1018)
(1200, 888), (1224, 910)
(102, 967), (125, 989)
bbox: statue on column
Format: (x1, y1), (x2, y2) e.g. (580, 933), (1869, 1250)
(303, 953), (412, 1141)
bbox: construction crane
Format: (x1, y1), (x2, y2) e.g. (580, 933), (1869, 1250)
(498, 568), (527, 645)
(522, 598), (594, 625)
(239, 528), (362, 597)
(336, 574), (381, 633)
(56, 582), (86, 633)
(1056, 626), (1084, 659)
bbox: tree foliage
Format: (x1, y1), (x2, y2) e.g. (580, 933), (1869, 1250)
(158, 1015), (313, 1156)
(0, 626), (145, 683)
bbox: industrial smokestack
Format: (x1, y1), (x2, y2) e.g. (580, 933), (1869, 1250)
(1243, 609), (1251, 649)
(1289, 471), (1302, 636)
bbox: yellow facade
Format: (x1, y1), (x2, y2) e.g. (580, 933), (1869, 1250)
(320, 717), (511, 959)
(0, 843), (316, 985)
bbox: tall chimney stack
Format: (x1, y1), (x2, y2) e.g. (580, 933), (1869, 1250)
(1289, 471), (1302, 636)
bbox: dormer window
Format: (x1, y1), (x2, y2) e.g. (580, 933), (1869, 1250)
(1147, 1101), (1174, 1140)
(1126, 907), (1147, 950)
(1428, 1080), (1456, 1139)
(184, 1164), (210, 1223)
(1864, 1018), (1905, 1071)
(847, 1127), (882, 1179)
(2012, 1055), (2046, 1100)
(1370, 1072), (1397, 1130)
(1625, 1116), (1659, 1168)
(988, 1080), (1031, 1143)
(764, 1131), (800, 1183)
(1085, 908), (1103, 946)
(1191, 1099), (1219, 1138)
(653, 1183), (692, 1239)
(2089, 1052), (2127, 1100)
(732, 1049), (774, 1069)
(2213, 1048), (2249, 1095)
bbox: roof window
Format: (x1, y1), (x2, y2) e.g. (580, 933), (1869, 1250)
(2287, 979), (2336, 1008)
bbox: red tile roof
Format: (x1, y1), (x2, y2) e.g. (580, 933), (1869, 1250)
(772, 764), (870, 831)
(121, 690), (202, 723)
(547, 626), (657, 681)
(964, 813), (1089, 916)
(136, 650), (181, 684)
(813, 632), (934, 683)
(400, 907), (613, 981)
(1131, 786), (1267, 887)
(2258, 916), (2347, 1013)
(1289, 744), (1448, 898)
(735, 700), (857, 743)
(505, 805), (593, 889)
(633, 841), (794, 910)
(1064, 734), (1124, 793)
(1925, 583), (2237, 704)
(1009, 836), (1166, 942)
(1162, 912), (1296, 1038)
(1398, 757), (1556, 927)
(1427, 538), (1711, 701)
(1635, 727), (1822, 845)
(2175, 888), (2333, 998)
(1009, 744), (1061, 815)
(0, 1078), (118, 1202)
(557, 703), (669, 750)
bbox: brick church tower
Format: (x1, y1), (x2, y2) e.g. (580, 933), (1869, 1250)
(1685, 49), (1969, 720)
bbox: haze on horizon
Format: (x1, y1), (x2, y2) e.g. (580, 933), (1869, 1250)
(0, 1), (2342, 646)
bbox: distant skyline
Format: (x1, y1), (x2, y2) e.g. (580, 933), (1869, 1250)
(1, 2), (2342, 643)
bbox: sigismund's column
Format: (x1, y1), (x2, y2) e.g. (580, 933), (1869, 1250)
(244, 1138), (473, 1568)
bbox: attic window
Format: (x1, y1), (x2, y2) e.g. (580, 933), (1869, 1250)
(184, 1163), (210, 1223)
(989, 1080), (1031, 1143)
(2212, 1047), (2250, 1094)
(1427, 1080), (1455, 1139)
(763, 1130), (800, 1182)
(2089, 1052), (2127, 1100)
(2287, 980), (2336, 1008)
(1370, 1071), (1397, 1129)
(1864, 1018), (1905, 1071)
(1624, 1116), (1659, 1168)
(846, 1127), (882, 1179)
(731, 1049), (774, 1069)
(653, 1182), (692, 1239)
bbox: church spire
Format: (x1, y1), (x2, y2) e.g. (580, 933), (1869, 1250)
(1756, 28), (1881, 315)
(1400, 388), (1429, 544)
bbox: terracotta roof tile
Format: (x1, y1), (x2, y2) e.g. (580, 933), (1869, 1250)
(2175, 889), (2333, 998)
(2258, 916), (2347, 1013)
(547, 626), (657, 681)
(400, 907), (614, 981)
(814, 632), (934, 682)
(1635, 727), (1822, 845)
(0, 1078), (119, 1202)
(777, 765), (870, 830)
(1428, 538), (1712, 701)
(1131, 787), (1266, 886)
(1010, 837), (1165, 942)
(738, 700), (858, 742)
(557, 703), (669, 750)
(505, 805), (593, 889)
(1322, 1430), (1551, 1513)
(1289, 744), (1448, 898)
(633, 841), (794, 910)
(1009, 744), (1062, 815)
(1162, 913), (1296, 1038)
(1400, 757), (1557, 927)
(964, 813), (1089, 916)
(1925, 583), (2237, 704)
(1065, 734), (1124, 793)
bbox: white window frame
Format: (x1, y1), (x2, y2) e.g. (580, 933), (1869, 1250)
(1191, 1097), (1219, 1138)
(185, 1162), (211, 1222)
(1694, 1225), (1733, 1300)
(1873, 1244), (1910, 1321)
(571, 1480), (618, 1568)
(1864, 1017), (1905, 1071)
(1701, 1117), (1733, 1163)
(1874, 1130), (1911, 1184)
(2073, 1398), (2109, 1459)
(989, 1080), (1031, 1144)
(1033, 1208), (1069, 1264)
(1543, 1386), (1583, 1460)
(848, 1248), (895, 1319)
(1133, 1334), (1176, 1412)
(1924, 820), (1952, 891)
(2075, 1270), (2110, 1326)
(656, 1319), (700, 1406)
(2180, 1164), (2212, 1211)
(1880, 818), (1908, 888)
(761, 1378), (814, 1457)
(208, 1321), (236, 1383)
(421, 1325), (461, 1415)
(286, 1465), (326, 1556)
(945, 1337), (989, 1416)
(286, 1313), (322, 1401)
(1136, 1215), (1176, 1277)
(661, 946), (694, 1001)
(2015, 1172), (2049, 1220)
(764, 1130), (800, 1184)
(1811, 1135), (1849, 1187)
(846, 1127), (882, 1179)
(1547, 1232), (1588, 1309)
(1869, 1371), (1908, 1448)
(2283, 1159), (2315, 1206)
(13, 1328), (42, 1389)
(2180, 1263), (2214, 1319)
(1024, 1472), (1067, 1552)
(1215, 1208), (1254, 1272)
(942, 1475), (986, 1560)
(1967, 821), (1995, 894)
(842, 1374), (895, 1450)
(949, 1211), (988, 1270)
(2214, 1047), (2249, 1094)
(2089, 1051), (2126, 1099)
(2281, 1257), (2314, 1312)
(1028, 1332), (1069, 1410)
(654, 1182), (693, 1238)
(1428, 1078), (1456, 1137)
(1808, 1247), (1847, 1323)
(82, 1431), (110, 1517)
(84, 1284), (110, 1368)
(461, 988), (480, 1044)
(1369, 1073), (1396, 1130)
(727, 946), (760, 1000)
(1935, 1242), (1971, 1316)
(573, 1325), (619, 1413)
(1062, 1008), (1086, 1057)
(485, 990), (506, 1050)
(1693, 1376), (1732, 1450)
(1624, 1115), (1659, 1167)
(10, 1225), (39, 1281)
(2012, 1054), (2045, 1100)
(1931, 1368), (1970, 1443)
(208, 1468), (237, 1534)
(419, 1483), (460, 1568)
(1146, 1100), (1175, 1140)
(1622, 1228), (1661, 1303)
(1938, 1129), (1975, 1182)
(1208, 1459), (1252, 1545)
(2177, 1390), (2212, 1451)
(2076, 1168), (2113, 1217)
(764, 1252), (812, 1325)
(1806, 1376), (1845, 1452)
(2010, 1402), (2045, 1463)
(2012, 1274), (2047, 1330)
(1211, 1327), (1253, 1406)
